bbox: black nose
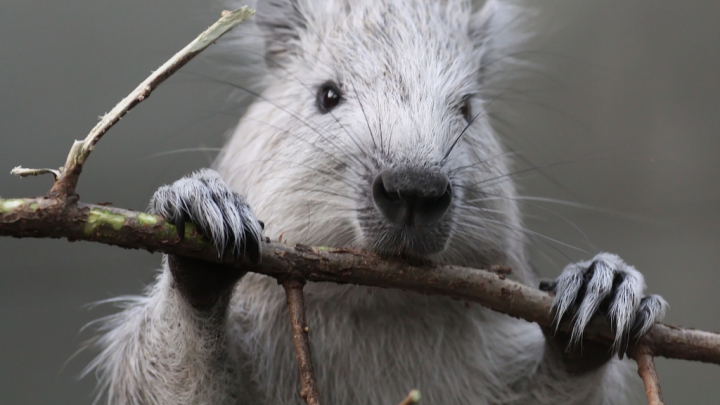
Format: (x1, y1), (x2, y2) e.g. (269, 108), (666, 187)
(372, 169), (452, 226)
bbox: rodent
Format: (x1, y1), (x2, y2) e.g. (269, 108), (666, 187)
(85, 1), (668, 404)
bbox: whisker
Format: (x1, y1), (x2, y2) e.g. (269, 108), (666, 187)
(460, 209), (588, 254)
(246, 48), (375, 161)
(448, 150), (517, 175)
(442, 89), (508, 162)
(352, 83), (379, 152)
(462, 193), (597, 251)
(231, 115), (366, 179)
(181, 72), (372, 173)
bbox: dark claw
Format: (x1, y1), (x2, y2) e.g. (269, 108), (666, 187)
(175, 211), (188, 240)
(630, 317), (648, 337)
(244, 228), (261, 264)
(550, 253), (668, 364)
(151, 169), (264, 266)
(630, 296), (655, 338)
(539, 280), (557, 293)
(615, 329), (630, 359)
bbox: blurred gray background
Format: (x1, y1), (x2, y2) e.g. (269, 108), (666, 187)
(1, 0), (718, 403)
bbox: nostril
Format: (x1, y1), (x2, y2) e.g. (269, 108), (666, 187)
(386, 190), (401, 202)
(416, 185), (452, 226)
(371, 169), (452, 226)
(372, 172), (407, 225)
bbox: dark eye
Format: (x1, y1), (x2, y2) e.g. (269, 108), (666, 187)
(317, 81), (342, 113)
(460, 96), (473, 123)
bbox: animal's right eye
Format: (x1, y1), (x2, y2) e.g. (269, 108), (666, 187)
(317, 81), (342, 113)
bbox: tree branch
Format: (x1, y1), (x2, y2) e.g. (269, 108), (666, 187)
(10, 7), (255, 197)
(283, 279), (322, 405)
(629, 346), (664, 405)
(2, 196), (719, 365)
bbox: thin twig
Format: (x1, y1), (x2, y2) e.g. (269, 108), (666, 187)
(629, 345), (664, 405)
(10, 7), (255, 197)
(283, 279), (322, 405)
(396, 390), (421, 405)
(1, 196), (720, 365)
(10, 166), (60, 179)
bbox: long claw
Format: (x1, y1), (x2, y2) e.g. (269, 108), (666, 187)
(539, 280), (557, 293)
(630, 295), (668, 338)
(151, 169), (263, 264)
(175, 211), (188, 240)
(244, 227), (261, 264)
(550, 253), (666, 355)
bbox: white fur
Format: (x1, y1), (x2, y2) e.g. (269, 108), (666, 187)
(84, 265), (243, 404)
(553, 253), (667, 348)
(86, 1), (664, 404)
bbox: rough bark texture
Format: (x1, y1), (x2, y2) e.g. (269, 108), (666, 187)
(630, 346), (665, 405)
(2, 196), (720, 365)
(283, 279), (322, 405)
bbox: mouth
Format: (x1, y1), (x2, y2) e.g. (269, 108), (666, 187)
(362, 220), (453, 258)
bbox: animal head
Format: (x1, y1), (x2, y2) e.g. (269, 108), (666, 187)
(218, 0), (528, 274)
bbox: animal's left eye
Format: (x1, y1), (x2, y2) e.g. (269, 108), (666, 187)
(317, 81), (342, 113)
(460, 96), (473, 123)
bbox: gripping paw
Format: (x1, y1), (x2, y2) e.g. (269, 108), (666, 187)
(542, 253), (668, 351)
(149, 169), (263, 263)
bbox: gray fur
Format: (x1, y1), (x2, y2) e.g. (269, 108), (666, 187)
(149, 169), (263, 260)
(86, 1), (666, 404)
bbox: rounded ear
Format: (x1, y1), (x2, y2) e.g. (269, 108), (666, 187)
(256, 0), (308, 68)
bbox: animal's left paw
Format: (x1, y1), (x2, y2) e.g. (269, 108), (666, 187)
(540, 253), (668, 351)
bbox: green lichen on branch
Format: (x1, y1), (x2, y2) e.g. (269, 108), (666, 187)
(1, 196), (720, 366)
(0, 199), (25, 213)
(85, 208), (126, 234)
(137, 213), (158, 226)
(0, 196), (204, 253)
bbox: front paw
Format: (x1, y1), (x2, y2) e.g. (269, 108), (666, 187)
(542, 253), (668, 351)
(149, 169), (263, 263)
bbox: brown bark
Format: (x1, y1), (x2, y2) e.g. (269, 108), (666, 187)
(283, 279), (322, 405)
(629, 346), (664, 405)
(2, 196), (719, 365)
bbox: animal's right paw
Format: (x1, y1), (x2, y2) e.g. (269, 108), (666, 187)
(149, 169), (263, 263)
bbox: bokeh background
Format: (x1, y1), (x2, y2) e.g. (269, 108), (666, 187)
(1, 0), (718, 403)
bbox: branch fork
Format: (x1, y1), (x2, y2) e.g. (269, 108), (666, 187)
(630, 346), (664, 405)
(11, 7), (255, 199)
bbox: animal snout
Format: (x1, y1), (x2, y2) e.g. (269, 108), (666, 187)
(372, 168), (452, 227)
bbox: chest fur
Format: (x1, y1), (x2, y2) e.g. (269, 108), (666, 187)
(229, 277), (542, 405)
